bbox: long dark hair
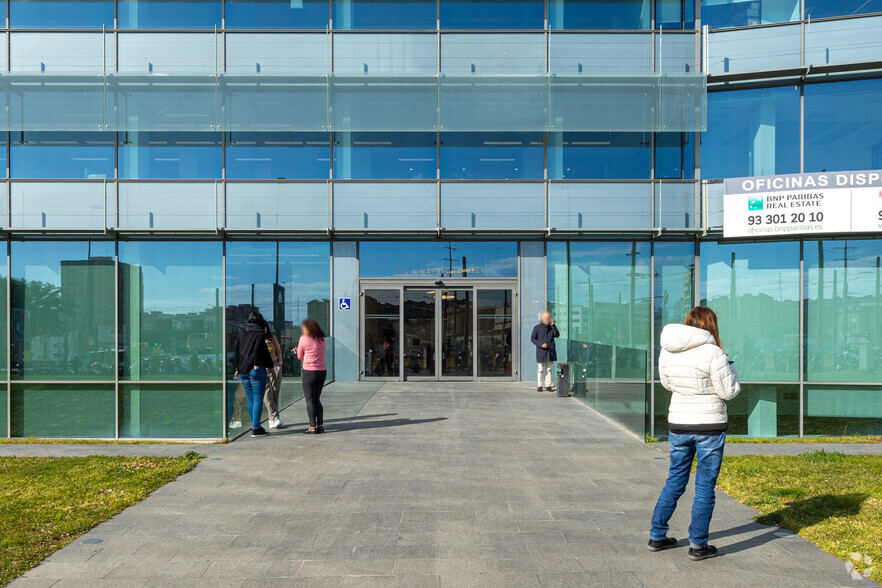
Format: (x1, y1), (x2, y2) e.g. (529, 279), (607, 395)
(247, 311), (266, 327)
(684, 306), (723, 351)
(302, 318), (325, 341)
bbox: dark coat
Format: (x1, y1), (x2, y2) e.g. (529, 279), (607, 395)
(234, 323), (275, 375)
(531, 322), (560, 362)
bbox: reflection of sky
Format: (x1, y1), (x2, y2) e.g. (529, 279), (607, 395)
(121, 242), (223, 314)
(359, 241), (517, 277)
(13, 241), (114, 287)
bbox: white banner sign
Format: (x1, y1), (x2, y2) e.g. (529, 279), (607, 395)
(723, 171), (882, 238)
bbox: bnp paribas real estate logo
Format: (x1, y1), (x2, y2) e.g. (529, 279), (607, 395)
(748, 197), (764, 211)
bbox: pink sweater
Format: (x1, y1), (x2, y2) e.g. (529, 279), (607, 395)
(296, 335), (327, 371)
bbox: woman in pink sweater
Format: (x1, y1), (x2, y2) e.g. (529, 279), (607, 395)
(292, 318), (327, 434)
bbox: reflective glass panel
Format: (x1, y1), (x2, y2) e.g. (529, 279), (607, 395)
(653, 241), (694, 379)
(226, 132), (330, 180)
(118, 0), (222, 29)
(655, 132), (694, 179)
(119, 241), (223, 381)
(335, 0), (436, 29)
(700, 241), (800, 381)
(0, 246), (6, 381)
(0, 388), (5, 438)
(804, 0), (882, 19)
(725, 384), (799, 437)
(364, 289), (400, 378)
(225, 240), (331, 387)
(333, 132), (437, 179)
(548, 132), (650, 180)
(441, 0), (544, 29)
(476, 289), (513, 378)
(359, 241), (518, 278)
(403, 288), (435, 377)
(805, 239), (882, 383)
(440, 133), (543, 180)
(804, 385), (882, 436)
(441, 289), (473, 377)
(805, 79), (882, 173)
(119, 132), (222, 179)
(11, 132), (114, 180)
(12, 385), (116, 438)
(10, 0), (113, 28)
(225, 0), (330, 29)
(702, 87), (800, 180)
(657, 0), (695, 29)
(702, 0), (799, 28)
(549, 0), (651, 30)
(548, 241), (651, 380)
(12, 241), (116, 380)
(120, 384), (222, 438)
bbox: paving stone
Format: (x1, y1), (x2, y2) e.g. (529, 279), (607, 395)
(8, 382), (874, 588)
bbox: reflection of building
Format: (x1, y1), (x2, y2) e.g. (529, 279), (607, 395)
(307, 299), (330, 332)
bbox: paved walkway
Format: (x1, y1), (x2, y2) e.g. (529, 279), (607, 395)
(10, 383), (877, 587)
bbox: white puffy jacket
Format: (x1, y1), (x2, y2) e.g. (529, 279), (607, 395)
(658, 323), (741, 430)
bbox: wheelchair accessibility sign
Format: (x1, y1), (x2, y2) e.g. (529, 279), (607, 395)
(338, 298), (352, 311)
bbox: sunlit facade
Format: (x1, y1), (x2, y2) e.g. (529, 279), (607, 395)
(0, 0), (879, 439)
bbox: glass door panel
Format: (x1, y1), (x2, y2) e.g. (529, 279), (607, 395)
(404, 288), (436, 378)
(477, 289), (513, 378)
(441, 289), (473, 377)
(364, 289), (400, 378)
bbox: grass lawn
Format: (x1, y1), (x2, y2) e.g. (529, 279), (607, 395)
(0, 453), (203, 585)
(718, 451), (882, 583)
(726, 435), (882, 444)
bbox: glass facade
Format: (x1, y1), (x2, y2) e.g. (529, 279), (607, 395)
(0, 0), (879, 439)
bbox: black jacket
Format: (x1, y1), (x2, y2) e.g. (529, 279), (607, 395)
(531, 323), (560, 362)
(234, 323), (274, 375)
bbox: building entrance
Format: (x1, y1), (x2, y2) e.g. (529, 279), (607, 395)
(360, 281), (517, 381)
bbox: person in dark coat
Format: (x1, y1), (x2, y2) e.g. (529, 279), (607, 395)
(531, 311), (560, 392)
(233, 311), (275, 437)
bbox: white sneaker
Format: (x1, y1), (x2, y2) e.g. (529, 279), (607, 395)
(275, 418), (283, 428)
(229, 420), (242, 429)
(268, 419), (279, 429)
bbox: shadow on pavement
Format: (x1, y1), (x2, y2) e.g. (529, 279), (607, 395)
(270, 416), (448, 436)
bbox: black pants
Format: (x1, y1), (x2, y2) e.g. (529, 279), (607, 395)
(302, 369), (327, 428)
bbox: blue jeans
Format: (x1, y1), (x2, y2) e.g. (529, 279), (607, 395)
(650, 431), (726, 548)
(238, 367), (268, 430)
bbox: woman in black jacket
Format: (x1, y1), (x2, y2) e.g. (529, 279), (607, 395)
(234, 312), (275, 437)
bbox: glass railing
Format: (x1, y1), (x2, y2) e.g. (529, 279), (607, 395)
(564, 338), (649, 437)
(0, 72), (707, 133)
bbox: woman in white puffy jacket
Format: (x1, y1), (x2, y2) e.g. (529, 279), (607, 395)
(647, 306), (740, 562)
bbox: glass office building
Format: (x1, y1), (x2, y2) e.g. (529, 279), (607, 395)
(0, 0), (879, 439)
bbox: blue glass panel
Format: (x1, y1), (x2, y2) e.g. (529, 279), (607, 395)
(702, 0), (799, 29)
(440, 133), (544, 180)
(225, 0), (330, 29)
(701, 241), (801, 382)
(655, 132), (694, 179)
(806, 16), (882, 67)
(333, 133), (436, 180)
(441, 183), (544, 230)
(548, 132), (650, 180)
(805, 78), (882, 173)
(226, 132), (330, 180)
(359, 242), (518, 278)
(334, 183), (436, 229)
(119, 132), (222, 179)
(11, 132), (114, 179)
(441, 0), (544, 30)
(335, 0), (436, 30)
(549, 0), (651, 30)
(118, 0), (221, 29)
(657, 0), (695, 29)
(702, 87), (800, 180)
(804, 0), (882, 19)
(11, 0), (113, 28)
